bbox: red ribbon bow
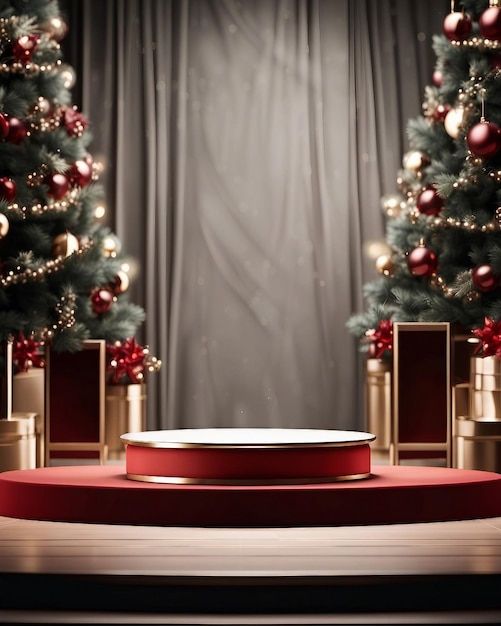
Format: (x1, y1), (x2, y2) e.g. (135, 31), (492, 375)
(13, 332), (45, 373)
(472, 317), (501, 357)
(107, 338), (146, 384)
(368, 320), (393, 358)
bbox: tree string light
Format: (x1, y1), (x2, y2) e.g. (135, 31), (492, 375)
(0, 239), (93, 288)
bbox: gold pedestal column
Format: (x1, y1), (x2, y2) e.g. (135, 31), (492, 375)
(12, 369), (45, 467)
(0, 413), (36, 472)
(456, 416), (501, 472)
(105, 384), (146, 460)
(454, 356), (501, 472)
(366, 358), (391, 453)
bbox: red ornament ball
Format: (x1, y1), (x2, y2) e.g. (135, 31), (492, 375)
(46, 173), (69, 200)
(432, 70), (443, 87)
(432, 103), (450, 122)
(91, 288), (114, 315)
(472, 265), (499, 292)
(480, 7), (501, 41)
(467, 121), (501, 158)
(0, 113), (9, 139)
(0, 177), (15, 202)
(6, 117), (26, 144)
(407, 245), (438, 277)
(443, 11), (472, 41)
(12, 34), (38, 63)
(416, 186), (443, 216)
(68, 160), (92, 187)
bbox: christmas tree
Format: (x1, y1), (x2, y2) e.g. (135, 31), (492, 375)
(0, 0), (145, 359)
(349, 0), (501, 357)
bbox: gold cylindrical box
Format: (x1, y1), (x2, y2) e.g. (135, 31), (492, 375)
(0, 414), (36, 472)
(366, 358), (391, 451)
(471, 356), (501, 419)
(105, 384), (146, 460)
(455, 416), (501, 473)
(12, 369), (45, 467)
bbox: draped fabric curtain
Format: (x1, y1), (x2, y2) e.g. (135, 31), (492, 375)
(62, 0), (446, 429)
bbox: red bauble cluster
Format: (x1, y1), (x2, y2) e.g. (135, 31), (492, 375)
(407, 244), (438, 277)
(46, 173), (69, 200)
(91, 288), (115, 315)
(467, 121), (501, 158)
(107, 338), (146, 384)
(0, 177), (16, 202)
(12, 35), (39, 63)
(416, 186), (443, 216)
(443, 11), (472, 41)
(367, 320), (393, 359)
(472, 264), (499, 293)
(68, 160), (92, 187)
(479, 6), (501, 41)
(62, 106), (88, 138)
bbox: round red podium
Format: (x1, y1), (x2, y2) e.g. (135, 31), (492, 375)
(121, 428), (375, 484)
(1, 465), (501, 527)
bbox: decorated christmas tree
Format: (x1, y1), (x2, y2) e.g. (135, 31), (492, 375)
(0, 0), (151, 376)
(349, 0), (501, 358)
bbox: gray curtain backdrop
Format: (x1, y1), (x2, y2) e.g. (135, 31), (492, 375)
(62, 0), (446, 429)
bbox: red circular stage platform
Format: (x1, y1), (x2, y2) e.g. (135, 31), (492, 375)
(0, 465), (501, 527)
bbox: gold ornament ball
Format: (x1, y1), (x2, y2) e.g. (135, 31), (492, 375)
(114, 270), (129, 293)
(52, 232), (79, 258)
(376, 254), (394, 276)
(402, 150), (429, 173)
(0, 213), (9, 238)
(102, 235), (121, 258)
(60, 64), (76, 89)
(444, 106), (465, 139)
(36, 97), (51, 115)
(45, 16), (68, 41)
(380, 193), (403, 218)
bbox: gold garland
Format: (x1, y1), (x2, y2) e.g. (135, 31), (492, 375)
(0, 239), (93, 288)
(0, 58), (62, 75)
(451, 36), (501, 50)
(6, 194), (78, 219)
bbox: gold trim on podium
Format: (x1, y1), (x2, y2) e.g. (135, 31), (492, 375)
(121, 436), (376, 450)
(126, 472), (372, 485)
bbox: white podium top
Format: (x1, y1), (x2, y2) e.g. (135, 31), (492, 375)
(121, 428), (376, 449)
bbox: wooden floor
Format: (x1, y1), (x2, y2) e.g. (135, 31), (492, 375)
(1, 514), (501, 622)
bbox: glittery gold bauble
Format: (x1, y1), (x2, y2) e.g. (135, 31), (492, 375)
(444, 106), (465, 139)
(0, 213), (9, 238)
(44, 16), (68, 41)
(403, 150), (429, 173)
(102, 235), (121, 258)
(376, 254), (394, 276)
(60, 64), (76, 89)
(380, 193), (403, 218)
(52, 232), (79, 258)
(36, 97), (51, 116)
